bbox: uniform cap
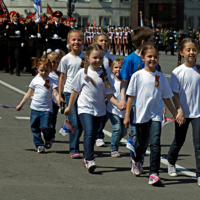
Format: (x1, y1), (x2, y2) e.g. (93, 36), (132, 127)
(69, 17), (76, 22)
(52, 11), (63, 18)
(11, 12), (19, 17)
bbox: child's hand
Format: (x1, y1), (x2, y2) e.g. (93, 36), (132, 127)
(163, 107), (166, 115)
(59, 97), (65, 107)
(16, 105), (22, 111)
(123, 117), (130, 128)
(64, 107), (71, 116)
(118, 103), (126, 111)
(175, 111), (186, 126)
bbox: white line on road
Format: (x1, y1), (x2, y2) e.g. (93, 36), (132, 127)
(15, 116), (30, 120)
(0, 79), (196, 179)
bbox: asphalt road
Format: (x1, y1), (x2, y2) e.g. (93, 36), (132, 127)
(0, 51), (200, 200)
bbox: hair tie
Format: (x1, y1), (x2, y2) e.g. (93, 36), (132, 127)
(47, 49), (52, 54)
(66, 44), (69, 49)
(55, 49), (60, 54)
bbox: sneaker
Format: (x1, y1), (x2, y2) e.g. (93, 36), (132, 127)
(125, 53), (128, 56)
(131, 159), (141, 176)
(70, 153), (81, 159)
(148, 173), (162, 185)
(83, 159), (96, 173)
(198, 177), (200, 187)
(168, 162), (178, 177)
(111, 151), (121, 158)
(37, 146), (45, 153)
(45, 141), (52, 149)
(116, 53), (119, 55)
(95, 139), (105, 147)
(120, 53), (123, 56)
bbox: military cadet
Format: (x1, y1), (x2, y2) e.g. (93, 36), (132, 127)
(69, 17), (76, 29)
(165, 27), (175, 55)
(128, 26), (132, 55)
(42, 11), (70, 53)
(185, 27), (194, 39)
(6, 11), (24, 76)
(154, 27), (160, 49)
(159, 28), (164, 50)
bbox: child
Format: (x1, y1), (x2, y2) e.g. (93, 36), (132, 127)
(58, 29), (85, 159)
(107, 59), (127, 157)
(167, 38), (200, 187)
(124, 45), (181, 185)
(64, 44), (125, 173)
(16, 58), (59, 153)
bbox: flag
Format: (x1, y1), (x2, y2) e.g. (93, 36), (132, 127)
(151, 16), (154, 28)
(126, 133), (136, 157)
(140, 11), (143, 27)
(59, 119), (75, 136)
(0, 104), (11, 109)
(94, 19), (96, 27)
(103, 20), (106, 27)
(66, 0), (69, 10)
(0, 0), (9, 15)
(87, 19), (89, 26)
(33, 0), (42, 20)
(161, 114), (175, 127)
(46, 3), (53, 15)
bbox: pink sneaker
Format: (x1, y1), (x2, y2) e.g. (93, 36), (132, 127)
(131, 158), (141, 176)
(70, 153), (81, 159)
(83, 159), (96, 173)
(148, 173), (162, 185)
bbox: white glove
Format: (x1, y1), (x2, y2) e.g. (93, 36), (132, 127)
(37, 33), (42, 38)
(35, 18), (41, 24)
(21, 43), (25, 47)
(53, 34), (59, 39)
(15, 30), (20, 35)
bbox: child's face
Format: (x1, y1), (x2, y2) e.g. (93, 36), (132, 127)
(180, 42), (198, 63)
(38, 64), (51, 79)
(87, 50), (104, 71)
(112, 63), (122, 77)
(49, 58), (60, 71)
(142, 49), (159, 71)
(68, 32), (83, 52)
(95, 35), (108, 51)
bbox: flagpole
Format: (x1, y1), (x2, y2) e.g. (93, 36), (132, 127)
(37, 0), (40, 34)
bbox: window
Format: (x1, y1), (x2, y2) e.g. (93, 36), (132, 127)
(120, 17), (130, 27)
(120, 0), (130, 2)
(187, 0), (193, 3)
(99, 0), (111, 2)
(99, 17), (111, 26)
(77, 0), (90, 2)
(78, 16), (89, 26)
(186, 17), (194, 28)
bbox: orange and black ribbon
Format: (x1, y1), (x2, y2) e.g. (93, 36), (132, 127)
(108, 58), (113, 68)
(44, 79), (50, 89)
(80, 57), (85, 68)
(99, 72), (107, 82)
(155, 75), (160, 88)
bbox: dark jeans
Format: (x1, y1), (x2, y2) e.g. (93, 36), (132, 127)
(8, 46), (20, 74)
(133, 120), (161, 175)
(64, 92), (83, 153)
(30, 109), (53, 147)
(79, 113), (105, 161)
(51, 104), (59, 136)
(168, 117), (200, 178)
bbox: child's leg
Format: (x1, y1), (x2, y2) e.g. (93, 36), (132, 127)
(40, 111), (53, 142)
(108, 113), (122, 152)
(51, 104), (59, 138)
(30, 110), (44, 147)
(168, 119), (190, 165)
(190, 117), (200, 178)
(119, 117), (127, 140)
(149, 121), (161, 175)
(64, 92), (82, 154)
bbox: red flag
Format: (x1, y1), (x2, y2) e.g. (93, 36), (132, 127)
(94, 19), (96, 27)
(87, 20), (89, 26)
(89, 7), (92, 9)
(46, 3), (53, 15)
(0, 0), (9, 15)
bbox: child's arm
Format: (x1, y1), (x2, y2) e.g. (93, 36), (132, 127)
(106, 94), (126, 110)
(53, 88), (62, 104)
(64, 90), (79, 116)
(120, 79), (128, 107)
(16, 88), (34, 111)
(123, 96), (135, 128)
(58, 72), (66, 106)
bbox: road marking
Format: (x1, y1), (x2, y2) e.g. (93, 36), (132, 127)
(0, 78), (196, 179)
(15, 116), (30, 120)
(103, 129), (196, 179)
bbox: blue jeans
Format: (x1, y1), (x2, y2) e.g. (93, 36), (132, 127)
(133, 120), (161, 175)
(51, 104), (59, 136)
(64, 92), (83, 153)
(79, 113), (105, 161)
(108, 112), (127, 151)
(168, 117), (200, 178)
(30, 109), (53, 147)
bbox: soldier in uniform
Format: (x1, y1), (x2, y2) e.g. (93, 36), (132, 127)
(6, 11), (24, 76)
(42, 11), (70, 53)
(185, 28), (194, 39)
(154, 27), (160, 50)
(165, 27), (175, 55)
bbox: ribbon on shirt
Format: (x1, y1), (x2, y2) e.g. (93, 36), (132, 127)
(80, 57), (85, 68)
(155, 75), (160, 87)
(99, 72), (107, 82)
(108, 58), (113, 68)
(44, 79), (50, 89)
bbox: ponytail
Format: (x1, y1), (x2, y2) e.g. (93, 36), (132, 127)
(101, 64), (113, 90)
(137, 59), (142, 71)
(177, 53), (182, 67)
(84, 58), (96, 87)
(32, 57), (39, 72)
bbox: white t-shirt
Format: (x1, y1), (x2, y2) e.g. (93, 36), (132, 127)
(49, 71), (59, 105)
(57, 52), (86, 93)
(169, 64), (200, 118)
(107, 75), (126, 118)
(29, 76), (58, 112)
(71, 68), (115, 116)
(126, 69), (173, 124)
(103, 52), (115, 74)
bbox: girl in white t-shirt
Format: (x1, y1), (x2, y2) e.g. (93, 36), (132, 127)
(16, 58), (59, 153)
(58, 30), (85, 159)
(107, 59), (127, 157)
(64, 44), (125, 173)
(167, 38), (200, 186)
(124, 45), (180, 185)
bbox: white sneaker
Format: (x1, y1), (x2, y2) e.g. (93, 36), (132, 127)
(83, 159), (96, 173)
(120, 53), (123, 56)
(95, 139), (105, 147)
(198, 177), (200, 187)
(37, 146), (45, 153)
(110, 52), (113, 55)
(116, 53), (119, 55)
(125, 53), (128, 56)
(148, 173), (162, 185)
(168, 162), (178, 177)
(131, 159), (141, 176)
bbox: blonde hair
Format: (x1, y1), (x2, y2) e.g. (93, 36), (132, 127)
(32, 57), (52, 72)
(67, 29), (84, 41)
(111, 59), (123, 73)
(93, 34), (109, 44)
(48, 52), (60, 60)
(85, 44), (113, 89)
